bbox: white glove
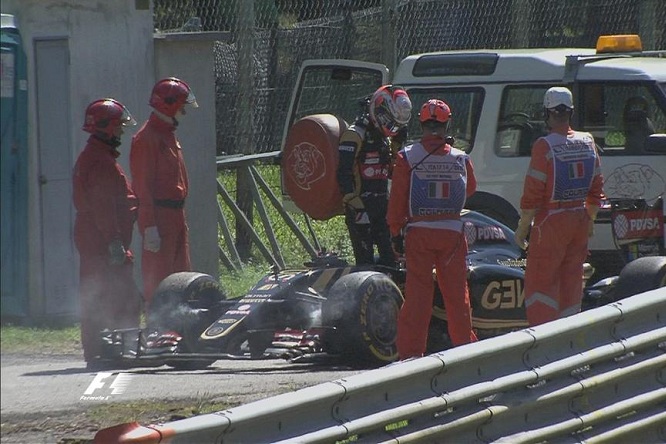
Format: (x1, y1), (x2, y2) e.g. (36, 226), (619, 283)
(144, 226), (161, 253)
(514, 209), (536, 250)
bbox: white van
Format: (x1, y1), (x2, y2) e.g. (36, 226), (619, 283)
(281, 35), (666, 275)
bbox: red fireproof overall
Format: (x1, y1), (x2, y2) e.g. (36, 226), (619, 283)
(73, 136), (141, 361)
(387, 135), (478, 359)
(130, 114), (191, 307)
(520, 128), (604, 325)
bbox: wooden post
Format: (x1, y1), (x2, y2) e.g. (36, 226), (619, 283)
(236, 0), (255, 261)
(381, 0), (397, 73)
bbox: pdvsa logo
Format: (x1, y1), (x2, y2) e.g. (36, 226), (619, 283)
(613, 210), (663, 240)
(464, 222), (507, 246)
(629, 217), (660, 231)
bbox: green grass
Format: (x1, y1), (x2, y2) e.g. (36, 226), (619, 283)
(0, 324), (81, 355)
(217, 164), (353, 271)
(0, 265), (276, 353)
(85, 393), (232, 427)
(219, 263), (274, 298)
(0, 262), (317, 355)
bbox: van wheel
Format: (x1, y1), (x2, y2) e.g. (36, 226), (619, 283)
(612, 256), (666, 300)
(322, 271), (403, 366)
(466, 192), (519, 229)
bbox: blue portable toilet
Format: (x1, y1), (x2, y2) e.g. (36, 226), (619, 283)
(1, 14), (29, 320)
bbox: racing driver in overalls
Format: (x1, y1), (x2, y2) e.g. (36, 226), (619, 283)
(336, 85), (412, 266)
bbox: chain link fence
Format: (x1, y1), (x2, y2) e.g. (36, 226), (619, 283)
(154, 0), (665, 156)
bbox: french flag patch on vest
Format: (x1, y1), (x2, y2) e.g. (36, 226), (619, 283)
(569, 161), (585, 179)
(428, 181), (450, 199)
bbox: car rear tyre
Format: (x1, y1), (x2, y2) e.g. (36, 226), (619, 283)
(322, 271), (403, 366)
(465, 192), (519, 230)
(148, 272), (227, 370)
(612, 256), (666, 300)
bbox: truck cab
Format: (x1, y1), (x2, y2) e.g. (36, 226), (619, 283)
(281, 35), (666, 276)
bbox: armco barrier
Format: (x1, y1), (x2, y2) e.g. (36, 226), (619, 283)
(95, 288), (666, 444)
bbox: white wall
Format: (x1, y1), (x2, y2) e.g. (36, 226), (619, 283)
(1, 0), (155, 320)
(154, 35), (219, 279)
(1, 0), (219, 322)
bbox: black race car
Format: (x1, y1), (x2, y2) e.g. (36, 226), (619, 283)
(98, 206), (665, 369)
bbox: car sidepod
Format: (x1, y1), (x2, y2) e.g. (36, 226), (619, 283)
(467, 264), (528, 338)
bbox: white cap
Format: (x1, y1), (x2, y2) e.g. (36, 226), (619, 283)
(543, 87), (574, 109)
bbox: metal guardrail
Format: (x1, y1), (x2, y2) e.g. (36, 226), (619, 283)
(94, 288), (666, 443)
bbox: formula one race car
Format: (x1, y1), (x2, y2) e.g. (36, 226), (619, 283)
(98, 111), (666, 369)
(97, 206), (665, 370)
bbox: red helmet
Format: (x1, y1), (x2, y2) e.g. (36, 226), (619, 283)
(419, 99), (451, 124)
(369, 85), (412, 137)
(149, 77), (198, 117)
(82, 98), (136, 138)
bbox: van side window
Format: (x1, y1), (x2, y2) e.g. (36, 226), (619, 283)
(405, 88), (484, 153)
(579, 83), (665, 155)
(495, 86), (549, 157)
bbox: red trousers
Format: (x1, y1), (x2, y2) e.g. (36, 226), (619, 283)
(142, 210), (191, 308)
(78, 255), (141, 361)
(524, 209), (590, 326)
(397, 227), (477, 359)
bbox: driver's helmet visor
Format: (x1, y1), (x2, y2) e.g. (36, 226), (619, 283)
(384, 120), (405, 136)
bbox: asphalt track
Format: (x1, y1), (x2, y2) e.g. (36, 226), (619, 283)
(1, 352), (364, 441)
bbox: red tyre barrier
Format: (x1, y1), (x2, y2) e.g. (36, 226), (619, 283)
(93, 421), (168, 444)
(282, 114), (347, 220)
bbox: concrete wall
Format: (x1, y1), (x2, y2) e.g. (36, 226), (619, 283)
(0, 0), (218, 322)
(153, 34), (219, 279)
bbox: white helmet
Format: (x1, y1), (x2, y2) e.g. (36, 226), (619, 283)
(543, 87), (574, 110)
